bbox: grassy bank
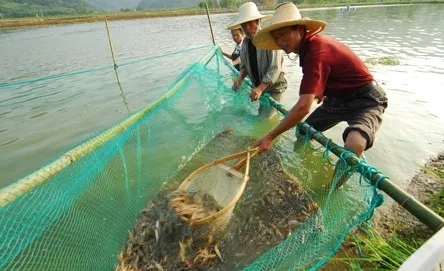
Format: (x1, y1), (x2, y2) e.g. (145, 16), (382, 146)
(325, 153), (444, 270)
(1, 1), (444, 29)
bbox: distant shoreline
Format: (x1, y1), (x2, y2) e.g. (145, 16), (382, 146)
(0, 9), (234, 29)
(1, 1), (443, 29)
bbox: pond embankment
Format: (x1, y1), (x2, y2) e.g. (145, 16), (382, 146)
(2, 1), (444, 29)
(374, 151), (444, 240)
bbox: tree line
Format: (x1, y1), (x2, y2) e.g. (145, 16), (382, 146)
(199, 0), (420, 8)
(0, 0), (427, 19)
(0, 0), (96, 18)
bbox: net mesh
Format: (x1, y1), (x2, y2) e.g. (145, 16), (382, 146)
(0, 45), (383, 271)
(172, 149), (254, 250)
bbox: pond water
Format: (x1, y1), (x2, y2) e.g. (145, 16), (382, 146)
(1, 4), (444, 189)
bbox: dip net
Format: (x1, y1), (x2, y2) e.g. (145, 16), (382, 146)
(172, 148), (257, 247)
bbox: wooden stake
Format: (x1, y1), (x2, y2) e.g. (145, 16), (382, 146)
(105, 20), (118, 68)
(105, 20), (130, 113)
(205, 3), (215, 45)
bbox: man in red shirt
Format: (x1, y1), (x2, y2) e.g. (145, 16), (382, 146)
(253, 2), (387, 160)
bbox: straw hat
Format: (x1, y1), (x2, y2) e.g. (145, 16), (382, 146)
(227, 2), (271, 30)
(253, 2), (326, 50)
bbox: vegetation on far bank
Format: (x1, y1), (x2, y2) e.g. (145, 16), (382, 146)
(364, 56), (401, 66)
(0, 0), (97, 19)
(1, 0), (444, 29)
(0, 8), (230, 29)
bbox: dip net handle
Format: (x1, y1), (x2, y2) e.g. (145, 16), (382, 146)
(233, 147), (259, 171)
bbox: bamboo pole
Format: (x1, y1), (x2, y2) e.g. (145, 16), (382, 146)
(0, 46), (218, 207)
(0, 79), (186, 206)
(205, 3), (216, 45)
(105, 20), (130, 114)
(268, 90), (444, 231)
(218, 53), (444, 232)
(297, 123), (444, 233)
(266, 88), (443, 232)
(105, 20), (118, 68)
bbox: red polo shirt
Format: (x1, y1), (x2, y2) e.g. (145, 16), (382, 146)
(299, 34), (373, 97)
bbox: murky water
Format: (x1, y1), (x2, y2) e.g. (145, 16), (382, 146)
(1, 4), (444, 189)
(117, 132), (319, 270)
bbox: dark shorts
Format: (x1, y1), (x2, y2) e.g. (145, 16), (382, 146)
(305, 81), (388, 150)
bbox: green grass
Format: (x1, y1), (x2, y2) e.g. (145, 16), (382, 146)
(430, 191), (444, 217)
(421, 165), (444, 217)
(364, 56), (401, 66)
(328, 161), (444, 270)
(331, 225), (419, 270)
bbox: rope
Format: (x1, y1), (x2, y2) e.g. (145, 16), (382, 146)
(374, 175), (388, 189)
(293, 121), (324, 151)
(261, 92), (288, 115)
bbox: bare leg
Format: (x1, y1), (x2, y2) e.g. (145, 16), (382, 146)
(344, 130), (367, 158)
(334, 130), (368, 189)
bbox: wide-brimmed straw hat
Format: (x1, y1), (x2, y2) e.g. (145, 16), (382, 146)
(227, 2), (271, 30)
(253, 2), (326, 50)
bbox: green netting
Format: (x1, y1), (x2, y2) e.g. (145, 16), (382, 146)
(0, 45), (384, 271)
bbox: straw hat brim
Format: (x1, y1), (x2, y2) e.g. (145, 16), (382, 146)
(253, 19), (326, 50)
(227, 14), (272, 30)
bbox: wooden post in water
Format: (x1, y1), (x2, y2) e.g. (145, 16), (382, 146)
(205, 3), (216, 45)
(105, 20), (118, 69)
(205, 2), (221, 75)
(104, 20), (130, 114)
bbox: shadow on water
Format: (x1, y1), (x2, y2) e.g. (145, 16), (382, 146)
(114, 68), (131, 115)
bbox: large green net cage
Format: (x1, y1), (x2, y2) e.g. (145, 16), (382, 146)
(0, 44), (398, 271)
